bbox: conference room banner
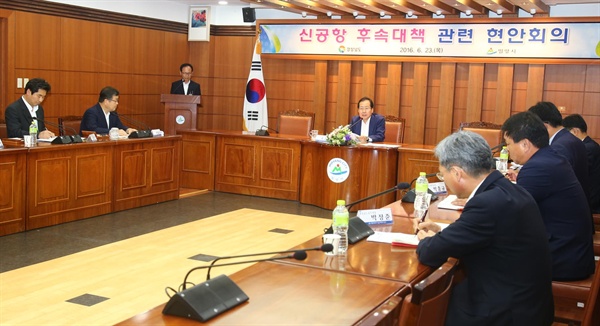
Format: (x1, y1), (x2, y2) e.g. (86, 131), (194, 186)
(259, 22), (600, 59)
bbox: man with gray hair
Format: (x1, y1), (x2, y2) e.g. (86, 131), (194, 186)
(416, 131), (553, 325)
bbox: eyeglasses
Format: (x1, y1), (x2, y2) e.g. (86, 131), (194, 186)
(436, 172), (444, 181)
(181, 72), (192, 75)
(358, 107), (372, 111)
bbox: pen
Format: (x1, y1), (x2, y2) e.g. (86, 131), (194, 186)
(415, 209), (428, 235)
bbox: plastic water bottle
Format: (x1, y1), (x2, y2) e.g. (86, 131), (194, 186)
(332, 200), (349, 255)
(29, 120), (38, 145)
(413, 172), (429, 220)
(498, 146), (509, 174)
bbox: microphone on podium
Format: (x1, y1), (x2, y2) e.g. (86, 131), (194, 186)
(205, 244), (332, 281)
(255, 125), (278, 136)
(163, 249), (313, 322)
(401, 173), (439, 203)
(345, 182), (410, 210)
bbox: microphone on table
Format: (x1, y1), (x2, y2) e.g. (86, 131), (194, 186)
(33, 117), (83, 144)
(401, 173), (439, 203)
(111, 112), (152, 138)
(205, 244), (333, 282)
(255, 125), (279, 136)
(345, 182), (411, 211)
(164, 251), (309, 323)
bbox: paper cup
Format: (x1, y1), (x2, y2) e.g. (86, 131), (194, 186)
(323, 234), (341, 256)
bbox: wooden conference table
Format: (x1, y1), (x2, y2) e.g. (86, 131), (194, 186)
(117, 199), (461, 325)
(0, 136), (181, 236)
(178, 130), (439, 211)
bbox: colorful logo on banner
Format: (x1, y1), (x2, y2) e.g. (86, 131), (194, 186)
(327, 158), (350, 183)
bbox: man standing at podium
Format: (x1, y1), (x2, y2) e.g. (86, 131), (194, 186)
(170, 63), (201, 96)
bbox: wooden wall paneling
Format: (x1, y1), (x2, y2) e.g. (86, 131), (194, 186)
(361, 61), (377, 100)
(465, 63), (485, 122)
(437, 62), (456, 142)
(399, 62), (414, 138)
(0, 9), (14, 111)
(131, 28), (163, 75)
(583, 65), (599, 141)
(409, 63), (429, 144)
(96, 23), (132, 73)
(14, 12), (61, 70)
(313, 60), (328, 132)
(59, 17), (97, 72)
(542, 64), (586, 113)
(494, 64), (514, 124)
(334, 61), (352, 130)
(161, 32), (189, 77)
(384, 62), (402, 117)
(525, 64), (545, 109)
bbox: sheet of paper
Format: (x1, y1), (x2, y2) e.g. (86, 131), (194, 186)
(437, 195), (464, 211)
(367, 231), (419, 246)
(37, 137), (57, 143)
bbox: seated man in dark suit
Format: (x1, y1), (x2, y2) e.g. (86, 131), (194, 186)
(4, 78), (55, 139)
(416, 130), (553, 326)
(528, 101), (590, 203)
(563, 113), (600, 213)
(502, 112), (594, 281)
(80, 86), (136, 136)
(349, 97), (385, 143)
(170, 63), (201, 96)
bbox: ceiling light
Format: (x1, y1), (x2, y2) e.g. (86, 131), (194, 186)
(436, 10), (442, 16)
(352, 11), (358, 17)
(465, 9), (472, 16)
(327, 11), (332, 17)
(301, 11), (307, 18)
(218, 1), (227, 4)
(407, 10), (413, 17)
(380, 11), (385, 17)
(530, 8), (536, 15)
(496, 9), (502, 15)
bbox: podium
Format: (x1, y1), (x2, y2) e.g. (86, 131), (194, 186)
(161, 94), (200, 135)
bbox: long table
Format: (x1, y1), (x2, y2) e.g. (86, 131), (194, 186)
(178, 130), (438, 211)
(117, 199), (460, 325)
(0, 136), (181, 235)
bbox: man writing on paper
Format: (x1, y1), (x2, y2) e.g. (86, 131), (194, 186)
(416, 131), (553, 326)
(5, 78), (55, 139)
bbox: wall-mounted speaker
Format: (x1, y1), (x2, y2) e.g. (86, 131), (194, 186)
(242, 7), (256, 23)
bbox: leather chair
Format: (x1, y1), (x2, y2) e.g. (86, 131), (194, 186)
(58, 116), (82, 136)
(594, 213), (600, 233)
(277, 109), (315, 137)
(0, 119), (7, 138)
(553, 259), (600, 325)
(384, 115), (405, 143)
(398, 257), (458, 325)
(459, 121), (503, 151)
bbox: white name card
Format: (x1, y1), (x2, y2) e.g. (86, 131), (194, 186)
(357, 207), (393, 225)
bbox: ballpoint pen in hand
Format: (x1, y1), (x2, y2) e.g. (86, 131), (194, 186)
(415, 209), (429, 235)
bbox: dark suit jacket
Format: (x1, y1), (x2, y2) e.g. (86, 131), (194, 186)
(170, 80), (201, 96)
(4, 97), (47, 138)
(79, 104), (128, 135)
(517, 146), (595, 280)
(583, 136), (600, 213)
(349, 113), (386, 142)
(552, 128), (590, 200)
(417, 171), (554, 326)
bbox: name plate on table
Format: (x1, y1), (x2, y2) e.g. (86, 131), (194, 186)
(357, 208), (393, 225)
